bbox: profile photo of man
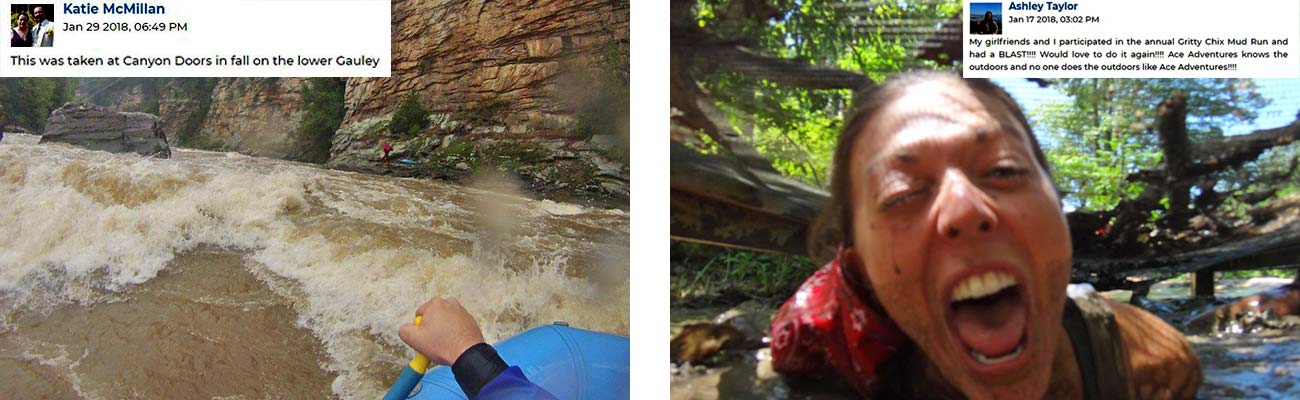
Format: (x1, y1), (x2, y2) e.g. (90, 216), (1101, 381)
(970, 3), (1002, 35)
(11, 4), (55, 47)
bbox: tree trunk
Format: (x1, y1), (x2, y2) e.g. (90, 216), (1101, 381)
(1156, 94), (1192, 230)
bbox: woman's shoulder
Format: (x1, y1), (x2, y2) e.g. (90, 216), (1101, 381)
(1106, 299), (1202, 399)
(772, 261), (843, 337)
(770, 258), (908, 397)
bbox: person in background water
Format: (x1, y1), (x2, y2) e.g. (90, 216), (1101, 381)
(769, 71), (1200, 399)
(382, 141), (393, 166)
(399, 297), (558, 399)
(30, 6), (53, 47)
(11, 13), (32, 47)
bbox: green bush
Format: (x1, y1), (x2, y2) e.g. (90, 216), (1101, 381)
(670, 241), (818, 305)
(453, 96), (509, 128)
(0, 78), (76, 131)
(426, 139), (552, 172)
(389, 92), (430, 138)
(297, 78), (345, 162)
(569, 42), (629, 143)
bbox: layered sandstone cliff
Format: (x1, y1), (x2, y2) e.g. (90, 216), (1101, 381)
(330, 0), (630, 198)
(83, 0), (629, 200)
(340, 0), (627, 129)
(197, 78), (310, 160)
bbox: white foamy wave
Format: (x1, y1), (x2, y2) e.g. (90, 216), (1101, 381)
(0, 138), (628, 399)
(537, 199), (586, 216)
(0, 146), (306, 294)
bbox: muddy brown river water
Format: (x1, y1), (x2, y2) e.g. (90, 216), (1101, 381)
(0, 133), (629, 399)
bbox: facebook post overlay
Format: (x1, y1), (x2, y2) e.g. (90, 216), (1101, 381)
(2, 0), (390, 77)
(963, 0), (1300, 78)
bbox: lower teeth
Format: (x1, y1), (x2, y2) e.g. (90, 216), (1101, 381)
(971, 344), (1023, 364)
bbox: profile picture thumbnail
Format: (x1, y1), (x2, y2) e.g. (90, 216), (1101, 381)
(970, 3), (1002, 35)
(10, 4), (55, 47)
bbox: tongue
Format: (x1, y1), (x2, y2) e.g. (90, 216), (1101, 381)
(950, 289), (1027, 357)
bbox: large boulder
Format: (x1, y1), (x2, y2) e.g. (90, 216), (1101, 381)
(40, 103), (171, 158)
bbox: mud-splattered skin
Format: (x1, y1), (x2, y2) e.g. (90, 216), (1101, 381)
(841, 77), (1200, 399)
(1112, 300), (1203, 399)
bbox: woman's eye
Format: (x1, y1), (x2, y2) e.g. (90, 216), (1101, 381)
(881, 186), (930, 211)
(987, 165), (1029, 180)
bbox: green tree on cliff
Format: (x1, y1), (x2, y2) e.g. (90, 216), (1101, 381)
(389, 92), (430, 138)
(298, 78), (346, 163)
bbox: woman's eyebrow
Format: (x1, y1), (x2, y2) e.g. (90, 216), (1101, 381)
(973, 128), (1019, 146)
(864, 147), (920, 176)
(865, 127), (1022, 174)
(968, 128), (1030, 151)
(894, 152), (918, 164)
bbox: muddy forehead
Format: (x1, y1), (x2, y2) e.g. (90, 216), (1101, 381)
(859, 81), (1028, 169)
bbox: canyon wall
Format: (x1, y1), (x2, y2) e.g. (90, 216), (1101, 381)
(330, 0), (630, 197)
(83, 0), (629, 199)
(196, 78), (310, 160)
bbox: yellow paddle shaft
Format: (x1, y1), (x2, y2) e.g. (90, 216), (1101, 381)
(409, 315), (431, 373)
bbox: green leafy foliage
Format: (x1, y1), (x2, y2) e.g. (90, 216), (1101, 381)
(0, 78), (76, 131)
(389, 92), (430, 138)
(715, 87), (843, 185)
(670, 241), (819, 305)
(692, 0), (960, 186)
(570, 41), (630, 146)
(1215, 140), (1300, 216)
(426, 139), (546, 172)
(1033, 79), (1267, 211)
(1219, 269), (1297, 280)
(453, 96), (508, 128)
(297, 78), (345, 163)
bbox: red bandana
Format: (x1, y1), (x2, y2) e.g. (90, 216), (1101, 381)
(770, 253), (908, 397)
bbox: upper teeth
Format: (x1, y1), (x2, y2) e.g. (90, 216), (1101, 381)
(952, 271), (1018, 302)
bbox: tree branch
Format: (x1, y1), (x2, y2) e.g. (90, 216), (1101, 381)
(704, 45), (871, 91)
(1130, 118), (1300, 184)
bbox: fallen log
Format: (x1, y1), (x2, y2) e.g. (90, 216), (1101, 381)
(1075, 219), (1300, 291)
(670, 141), (826, 255)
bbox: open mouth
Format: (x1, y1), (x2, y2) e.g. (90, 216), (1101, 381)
(945, 269), (1030, 374)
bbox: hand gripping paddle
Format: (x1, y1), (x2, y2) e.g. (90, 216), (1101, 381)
(383, 316), (431, 400)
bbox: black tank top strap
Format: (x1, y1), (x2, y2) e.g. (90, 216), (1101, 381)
(1062, 293), (1134, 400)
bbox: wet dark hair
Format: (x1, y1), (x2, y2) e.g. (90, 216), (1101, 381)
(807, 71), (1053, 263)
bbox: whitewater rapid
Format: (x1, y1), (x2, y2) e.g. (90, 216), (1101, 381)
(0, 133), (629, 398)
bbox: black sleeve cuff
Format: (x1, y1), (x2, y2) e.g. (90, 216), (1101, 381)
(451, 342), (509, 399)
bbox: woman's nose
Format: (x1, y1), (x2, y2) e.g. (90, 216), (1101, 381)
(933, 169), (998, 240)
